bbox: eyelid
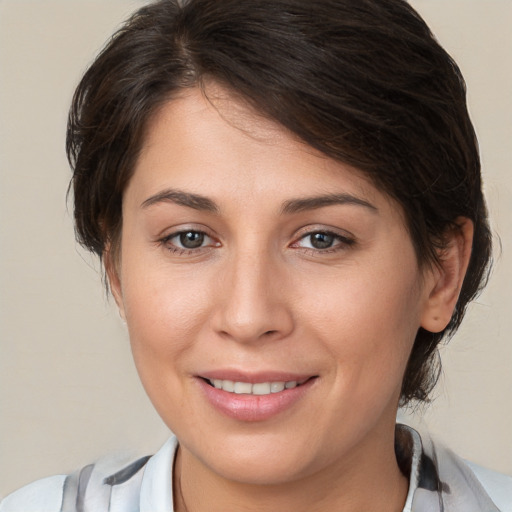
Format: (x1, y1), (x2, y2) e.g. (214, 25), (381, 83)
(166, 231), (213, 246)
(156, 222), (214, 239)
(157, 225), (221, 254)
(289, 226), (356, 252)
(292, 225), (355, 242)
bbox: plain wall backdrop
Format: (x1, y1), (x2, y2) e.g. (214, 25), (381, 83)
(0, 0), (511, 498)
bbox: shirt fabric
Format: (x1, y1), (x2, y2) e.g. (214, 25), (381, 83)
(1, 424), (510, 511)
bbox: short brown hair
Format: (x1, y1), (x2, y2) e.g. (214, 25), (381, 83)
(67, 0), (492, 404)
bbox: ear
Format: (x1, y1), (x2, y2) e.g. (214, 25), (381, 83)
(420, 218), (474, 333)
(104, 245), (126, 321)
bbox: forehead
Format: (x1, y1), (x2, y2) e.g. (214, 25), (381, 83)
(140, 85), (326, 170)
(128, 85), (400, 221)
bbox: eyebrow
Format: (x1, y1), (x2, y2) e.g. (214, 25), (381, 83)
(281, 193), (378, 214)
(141, 189), (377, 216)
(141, 189), (220, 213)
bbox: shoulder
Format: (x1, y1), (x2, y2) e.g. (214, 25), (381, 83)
(426, 432), (512, 512)
(397, 423), (511, 512)
(0, 437), (178, 512)
(0, 475), (66, 512)
(0, 454), (152, 512)
(465, 460), (512, 512)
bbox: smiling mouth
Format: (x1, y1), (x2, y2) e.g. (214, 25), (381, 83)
(204, 377), (314, 396)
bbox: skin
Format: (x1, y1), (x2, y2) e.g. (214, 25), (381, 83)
(108, 86), (473, 512)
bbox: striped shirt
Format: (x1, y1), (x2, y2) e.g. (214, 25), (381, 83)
(1, 425), (510, 511)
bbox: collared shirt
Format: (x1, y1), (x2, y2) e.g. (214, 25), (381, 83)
(1, 425), (510, 511)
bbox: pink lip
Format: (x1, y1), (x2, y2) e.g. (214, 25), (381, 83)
(196, 372), (317, 422)
(200, 369), (313, 384)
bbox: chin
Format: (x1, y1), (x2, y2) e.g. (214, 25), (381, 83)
(207, 454), (311, 486)
(183, 429), (327, 486)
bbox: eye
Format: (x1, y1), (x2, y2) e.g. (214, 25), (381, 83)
(292, 230), (355, 252)
(160, 230), (219, 253)
(176, 231), (207, 249)
(303, 232), (337, 249)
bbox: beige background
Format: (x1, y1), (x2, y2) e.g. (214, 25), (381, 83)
(0, 0), (511, 499)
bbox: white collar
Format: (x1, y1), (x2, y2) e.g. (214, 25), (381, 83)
(140, 437), (177, 512)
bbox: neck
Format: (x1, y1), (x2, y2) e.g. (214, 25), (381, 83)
(174, 425), (409, 512)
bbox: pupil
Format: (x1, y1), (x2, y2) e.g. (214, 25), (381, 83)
(311, 233), (334, 249)
(180, 232), (204, 249)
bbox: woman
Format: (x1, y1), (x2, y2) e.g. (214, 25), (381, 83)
(1, 0), (510, 510)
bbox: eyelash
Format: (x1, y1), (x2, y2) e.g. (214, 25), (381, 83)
(158, 230), (219, 255)
(158, 228), (355, 256)
(291, 230), (355, 254)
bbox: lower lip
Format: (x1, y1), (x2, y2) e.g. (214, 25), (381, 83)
(198, 378), (316, 422)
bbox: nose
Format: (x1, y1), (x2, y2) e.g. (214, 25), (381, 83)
(211, 248), (294, 344)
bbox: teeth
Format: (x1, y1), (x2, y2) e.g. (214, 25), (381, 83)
(252, 382), (271, 395)
(209, 379), (301, 395)
(270, 382), (285, 393)
(234, 382), (252, 394)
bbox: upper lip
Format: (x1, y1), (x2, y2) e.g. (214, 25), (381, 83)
(198, 370), (316, 384)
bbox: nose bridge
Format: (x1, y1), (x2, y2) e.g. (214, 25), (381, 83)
(214, 242), (293, 343)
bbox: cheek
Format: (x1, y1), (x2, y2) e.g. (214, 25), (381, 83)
(119, 266), (215, 425)
(298, 259), (423, 384)
(119, 257), (212, 365)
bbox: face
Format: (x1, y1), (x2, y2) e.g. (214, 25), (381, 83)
(111, 87), (438, 485)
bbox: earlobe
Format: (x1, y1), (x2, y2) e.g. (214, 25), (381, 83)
(420, 218), (474, 333)
(104, 246), (126, 321)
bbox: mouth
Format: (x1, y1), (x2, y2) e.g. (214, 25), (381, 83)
(202, 377), (314, 396)
(198, 374), (318, 421)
